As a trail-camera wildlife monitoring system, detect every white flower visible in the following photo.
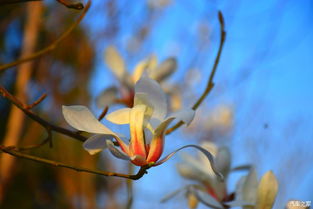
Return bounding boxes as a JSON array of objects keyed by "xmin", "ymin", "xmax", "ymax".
[
  {"xmin": 228, "ymin": 168, "xmax": 279, "ymax": 209},
  {"xmin": 97, "ymin": 46, "xmax": 178, "ymax": 108},
  {"xmin": 176, "ymin": 142, "xmax": 231, "ymax": 208},
  {"xmin": 63, "ymin": 75, "xmax": 212, "ymax": 168}
]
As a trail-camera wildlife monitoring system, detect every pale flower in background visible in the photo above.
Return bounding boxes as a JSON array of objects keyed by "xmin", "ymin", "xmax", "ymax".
[
  {"xmin": 187, "ymin": 105, "xmax": 233, "ymax": 140},
  {"xmin": 228, "ymin": 168, "xmax": 279, "ymax": 209},
  {"xmin": 97, "ymin": 45, "xmax": 180, "ymax": 108},
  {"xmin": 162, "ymin": 142, "xmax": 231, "ymax": 209}
]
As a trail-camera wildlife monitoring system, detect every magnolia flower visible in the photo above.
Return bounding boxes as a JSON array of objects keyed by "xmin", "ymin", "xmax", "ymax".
[
  {"xmin": 163, "ymin": 142, "xmax": 231, "ymax": 208},
  {"xmin": 97, "ymin": 45, "xmax": 178, "ymax": 108},
  {"xmin": 177, "ymin": 142, "xmax": 230, "ymax": 201},
  {"xmin": 63, "ymin": 75, "xmax": 222, "ymax": 173},
  {"xmin": 228, "ymin": 168, "xmax": 279, "ymax": 209}
]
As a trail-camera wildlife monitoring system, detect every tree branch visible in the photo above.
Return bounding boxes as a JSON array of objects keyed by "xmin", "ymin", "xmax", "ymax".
[
  {"xmin": 0, "ymin": 86, "xmax": 87, "ymax": 142},
  {"xmin": 0, "ymin": 0, "xmax": 84, "ymax": 10},
  {"xmin": 0, "ymin": 146, "xmax": 150, "ymax": 180},
  {"xmin": 0, "ymin": 0, "xmax": 91, "ymax": 72},
  {"xmin": 166, "ymin": 11, "xmax": 226, "ymax": 135}
]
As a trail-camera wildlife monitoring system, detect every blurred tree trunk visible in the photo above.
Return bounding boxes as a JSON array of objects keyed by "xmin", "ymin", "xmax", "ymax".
[{"xmin": 0, "ymin": 2, "xmax": 43, "ymax": 203}]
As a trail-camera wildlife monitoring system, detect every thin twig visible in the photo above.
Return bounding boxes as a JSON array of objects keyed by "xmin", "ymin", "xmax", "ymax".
[
  {"xmin": 56, "ymin": 0, "xmax": 84, "ymax": 10},
  {"xmin": 25, "ymin": 93, "xmax": 47, "ymax": 109},
  {"xmin": 166, "ymin": 11, "xmax": 226, "ymax": 135},
  {"xmin": 0, "ymin": 146, "xmax": 150, "ymax": 180},
  {"xmin": 0, "ymin": 0, "xmax": 91, "ymax": 72},
  {"xmin": 0, "ymin": 0, "xmax": 84, "ymax": 10},
  {"xmin": 0, "ymin": 86, "xmax": 87, "ymax": 142},
  {"xmin": 17, "ymin": 130, "xmax": 51, "ymax": 151},
  {"xmin": 98, "ymin": 106, "xmax": 109, "ymax": 121},
  {"xmin": 126, "ymin": 163, "xmax": 134, "ymax": 209}
]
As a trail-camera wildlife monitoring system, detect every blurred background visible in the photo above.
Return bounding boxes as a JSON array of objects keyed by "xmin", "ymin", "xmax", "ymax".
[{"xmin": 0, "ymin": 0, "xmax": 312, "ymax": 208}]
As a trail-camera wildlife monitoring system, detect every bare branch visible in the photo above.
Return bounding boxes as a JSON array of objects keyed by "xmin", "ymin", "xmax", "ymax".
[
  {"xmin": 0, "ymin": 86, "xmax": 87, "ymax": 142},
  {"xmin": 97, "ymin": 106, "xmax": 109, "ymax": 121},
  {"xmin": 25, "ymin": 93, "xmax": 47, "ymax": 109},
  {"xmin": 17, "ymin": 128, "xmax": 52, "ymax": 151},
  {"xmin": 166, "ymin": 11, "xmax": 226, "ymax": 135},
  {"xmin": 0, "ymin": 0, "xmax": 84, "ymax": 10},
  {"xmin": 0, "ymin": 146, "xmax": 150, "ymax": 180},
  {"xmin": 0, "ymin": 0, "xmax": 91, "ymax": 72}
]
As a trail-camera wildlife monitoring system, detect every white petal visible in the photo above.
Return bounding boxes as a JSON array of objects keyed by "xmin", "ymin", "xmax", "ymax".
[
  {"xmin": 106, "ymin": 108, "xmax": 131, "ymax": 124},
  {"xmin": 179, "ymin": 153, "xmax": 213, "ymax": 180},
  {"xmin": 96, "ymin": 86, "xmax": 118, "ymax": 107},
  {"xmin": 62, "ymin": 105, "xmax": 117, "ymax": 135},
  {"xmin": 155, "ymin": 144, "xmax": 224, "ymax": 181},
  {"xmin": 242, "ymin": 167, "xmax": 258, "ymax": 203},
  {"xmin": 83, "ymin": 134, "xmax": 109, "ymax": 155},
  {"xmin": 132, "ymin": 59, "xmax": 148, "ymax": 84},
  {"xmin": 193, "ymin": 189, "xmax": 224, "ymax": 209},
  {"xmin": 167, "ymin": 108, "xmax": 195, "ymax": 126},
  {"xmin": 255, "ymin": 171, "xmax": 278, "ymax": 209},
  {"xmin": 149, "ymin": 57, "xmax": 177, "ymax": 82},
  {"xmin": 154, "ymin": 117, "xmax": 175, "ymax": 136},
  {"xmin": 132, "ymin": 55, "xmax": 157, "ymax": 83},
  {"xmin": 154, "ymin": 109, "xmax": 195, "ymax": 136},
  {"xmin": 106, "ymin": 140, "xmax": 131, "ymax": 160},
  {"xmin": 134, "ymin": 74, "xmax": 167, "ymax": 126},
  {"xmin": 104, "ymin": 46, "xmax": 127, "ymax": 81},
  {"xmin": 161, "ymin": 186, "xmax": 186, "ymax": 203},
  {"xmin": 215, "ymin": 146, "xmax": 231, "ymax": 177},
  {"xmin": 176, "ymin": 163, "xmax": 210, "ymax": 182}
]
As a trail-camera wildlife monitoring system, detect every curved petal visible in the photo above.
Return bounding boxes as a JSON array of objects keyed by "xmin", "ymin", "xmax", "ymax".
[
  {"xmin": 154, "ymin": 144, "xmax": 224, "ymax": 181},
  {"xmin": 149, "ymin": 57, "xmax": 177, "ymax": 82},
  {"xmin": 176, "ymin": 163, "xmax": 210, "ymax": 182},
  {"xmin": 106, "ymin": 108, "xmax": 131, "ymax": 124},
  {"xmin": 132, "ymin": 55, "xmax": 157, "ymax": 83},
  {"xmin": 146, "ymin": 135, "xmax": 164, "ymax": 163},
  {"xmin": 104, "ymin": 46, "xmax": 127, "ymax": 81},
  {"xmin": 96, "ymin": 86, "xmax": 119, "ymax": 108},
  {"xmin": 62, "ymin": 105, "xmax": 116, "ymax": 135},
  {"xmin": 178, "ymin": 153, "xmax": 214, "ymax": 180},
  {"xmin": 193, "ymin": 189, "xmax": 224, "ymax": 209},
  {"xmin": 255, "ymin": 171, "xmax": 278, "ymax": 209},
  {"xmin": 129, "ymin": 105, "xmax": 147, "ymax": 159},
  {"xmin": 83, "ymin": 134, "xmax": 109, "ymax": 155},
  {"xmin": 215, "ymin": 146, "xmax": 231, "ymax": 177},
  {"xmin": 242, "ymin": 167, "xmax": 258, "ymax": 203},
  {"xmin": 167, "ymin": 108, "xmax": 195, "ymax": 126},
  {"xmin": 62, "ymin": 105, "xmax": 130, "ymax": 153},
  {"xmin": 106, "ymin": 140, "xmax": 131, "ymax": 160},
  {"xmin": 154, "ymin": 109, "xmax": 195, "ymax": 136},
  {"xmin": 161, "ymin": 186, "xmax": 187, "ymax": 203},
  {"xmin": 130, "ymin": 155, "xmax": 148, "ymax": 166},
  {"xmin": 134, "ymin": 74, "xmax": 167, "ymax": 127}
]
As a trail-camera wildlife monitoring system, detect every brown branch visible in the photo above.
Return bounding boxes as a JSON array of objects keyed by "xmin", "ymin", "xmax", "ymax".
[
  {"xmin": 166, "ymin": 11, "xmax": 226, "ymax": 135},
  {"xmin": 126, "ymin": 163, "xmax": 134, "ymax": 209},
  {"xmin": 56, "ymin": 0, "xmax": 84, "ymax": 10},
  {"xmin": 98, "ymin": 106, "xmax": 109, "ymax": 121},
  {"xmin": 0, "ymin": 0, "xmax": 84, "ymax": 10},
  {"xmin": 0, "ymin": 0, "xmax": 91, "ymax": 72},
  {"xmin": 17, "ymin": 128, "xmax": 52, "ymax": 151},
  {"xmin": 0, "ymin": 146, "xmax": 150, "ymax": 180},
  {"xmin": 0, "ymin": 86, "xmax": 87, "ymax": 142},
  {"xmin": 25, "ymin": 93, "xmax": 47, "ymax": 109}
]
